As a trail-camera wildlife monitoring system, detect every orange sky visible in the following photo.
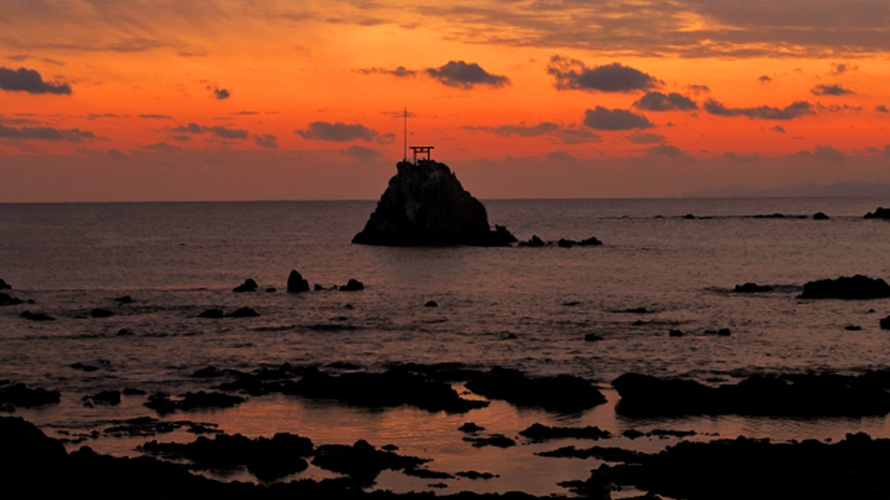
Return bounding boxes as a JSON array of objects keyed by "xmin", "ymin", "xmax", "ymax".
[{"xmin": 1, "ymin": 0, "xmax": 890, "ymax": 201}]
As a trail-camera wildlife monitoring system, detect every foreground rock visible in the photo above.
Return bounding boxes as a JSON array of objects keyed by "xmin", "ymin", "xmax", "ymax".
[
  {"xmin": 798, "ymin": 274, "xmax": 890, "ymax": 299},
  {"xmin": 141, "ymin": 432, "xmax": 313, "ymax": 482},
  {"xmin": 573, "ymin": 433, "xmax": 890, "ymax": 500},
  {"xmin": 612, "ymin": 372, "xmax": 890, "ymax": 416},
  {"xmin": 352, "ymin": 160, "xmax": 516, "ymax": 246},
  {"xmin": 312, "ymin": 439, "xmax": 428, "ymax": 485}
]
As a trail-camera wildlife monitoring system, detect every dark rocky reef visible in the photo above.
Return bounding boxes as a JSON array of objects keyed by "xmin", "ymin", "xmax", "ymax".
[
  {"xmin": 864, "ymin": 207, "xmax": 890, "ymax": 219},
  {"xmin": 612, "ymin": 372, "xmax": 890, "ymax": 417},
  {"xmin": 352, "ymin": 160, "xmax": 516, "ymax": 246},
  {"xmin": 465, "ymin": 367, "xmax": 606, "ymax": 413},
  {"xmin": 289, "ymin": 367, "xmax": 486, "ymax": 413},
  {"xmin": 573, "ymin": 433, "xmax": 890, "ymax": 500},
  {"xmin": 287, "ymin": 270, "xmax": 310, "ymax": 293},
  {"xmin": 141, "ymin": 432, "xmax": 313, "ymax": 482},
  {"xmin": 463, "ymin": 434, "xmax": 516, "ymax": 448},
  {"xmin": 144, "ymin": 391, "xmax": 246, "ymax": 415},
  {"xmin": 798, "ymin": 274, "xmax": 890, "ymax": 299},
  {"xmin": 0, "ymin": 381, "xmax": 60, "ymax": 409},
  {"xmin": 312, "ymin": 439, "xmax": 429, "ymax": 485}
]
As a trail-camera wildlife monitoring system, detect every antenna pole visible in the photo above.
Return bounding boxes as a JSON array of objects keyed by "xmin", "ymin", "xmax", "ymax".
[{"xmin": 403, "ymin": 106, "xmax": 407, "ymax": 162}]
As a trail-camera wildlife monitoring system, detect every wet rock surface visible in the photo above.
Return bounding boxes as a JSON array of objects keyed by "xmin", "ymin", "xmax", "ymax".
[
  {"xmin": 465, "ymin": 367, "xmax": 606, "ymax": 413},
  {"xmin": 312, "ymin": 439, "xmax": 428, "ymax": 484},
  {"xmin": 798, "ymin": 274, "xmax": 890, "ymax": 299},
  {"xmin": 519, "ymin": 423, "xmax": 611, "ymax": 441},
  {"xmin": 103, "ymin": 416, "xmax": 220, "ymax": 438},
  {"xmin": 141, "ymin": 432, "xmax": 313, "ymax": 482},
  {"xmin": 353, "ymin": 160, "xmax": 516, "ymax": 246},
  {"xmin": 612, "ymin": 372, "xmax": 890, "ymax": 416},
  {"xmin": 144, "ymin": 391, "xmax": 246, "ymax": 415}
]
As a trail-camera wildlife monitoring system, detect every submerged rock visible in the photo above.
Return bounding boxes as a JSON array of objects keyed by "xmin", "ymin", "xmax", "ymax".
[
  {"xmin": 20, "ymin": 310, "xmax": 54, "ymax": 321},
  {"xmin": 144, "ymin": 391, "xmax": 246, "ymax": 415},
  {"xmin": 113, "ymin": 295, "xmax": 133, "ymax": 303},
  {"xmin": 463, "ymin": 434, "xmax": 516, "ymax": 448},
  {"xmin": 352, "ymin": 160, "xmax": 516, "ymax": 246},
  {"xmin": 287, "ymin": 270, "xmax": 310, "ymax": 293},
  {"xmin": 733, "ymin": 283, "xmax": 773, "ymax": 293},
  {"xmin": 798, "ymin": 275, "xmax": 890, "ymax": 299},
  {"xmin": 226, "ymin": 307, "xmax": 259, "ymax": 318},
  {"xmin": 518, "ymin": 235, "xmax": 546, "ymax": 247},
  {"xmin": 519, "ymin": 423, "xmax": 611, "ymax": 441}
]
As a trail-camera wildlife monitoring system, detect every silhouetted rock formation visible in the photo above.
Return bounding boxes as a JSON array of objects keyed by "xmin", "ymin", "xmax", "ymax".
[
  {"xmin": 339, "ymin": 279, "xmax": 364, "ymax": 291},
  {"xmin": 0, "ymin": 381, "xmax": 60, "ymax": 408},
  {"xmin": 353, "ymin": 160, "xmax": 516, "ymax": 246},
  {"xmin": 813, "ymin": 212, "xmax": 830, "ymax": 220},
  {"xmin": 612, "ymin": 372, "xmax": 890, "ymax": 417},
  {"xmin": 519, "ymin": 423, "xmax": 611, "ymax": 441},
  {"xmin": 0, "ymin": 292, "xmax": 23, "ymax": 306},
  {"xmin": 518, "ymin": 235, "xmax": 546, "ymax": 247},
  {"xmin": 465, "ymin": 367, "xmax": 606, "ymax": 413},
  {"xmin": 575, "ymin": 433, "xmax": 890, "ymax": 500},
  {"xmin": 91, "ymin": 308, "xmax": 113, "ymax": 318},
  {"xmin": 881, "ymin": 316, "xmax": 890, "ymax": 329},
  {"xmin": 865, "ymin": 207, "xmax": 890, "ymax": 219},
  {"xmin": 287, "ymin": 270, "xmax": 310, "ymax": 293},
  {"xmin": 463, "ymin": 434, "xmax": 516, "ymax": 448},
  {"xmin": 233, "ymin": 278, "xmax": 258, "ymax": 293},
  {"xmin": 0, "ymin": 278, "xmax": 10, "ymax": 289},
  {"xmin": 145, "ymin": 391, "xmax": 246, "ymax": 415},
  {"xmin": 798, "ymin": 275, "xmax": 890, "ymax": 299},
  {"xmin": 733, "ymin": 283, "xmax": 773, "ymax": 293}
]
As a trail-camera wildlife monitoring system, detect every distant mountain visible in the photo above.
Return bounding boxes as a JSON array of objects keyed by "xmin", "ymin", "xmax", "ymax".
[{"xmin": 683, "ymin": 182, "xmax": 890, "ymax": 198}]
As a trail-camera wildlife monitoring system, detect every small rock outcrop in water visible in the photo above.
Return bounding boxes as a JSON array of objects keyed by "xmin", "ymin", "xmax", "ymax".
[
  {"xmin": 864, "ymin": 207, "xmax": 890, "ymax": 219},
  {"xmin": 798, "ymin": 275, "xmax": 890, "ymax": 299},
  {"xmin": 733, "ymin": 283, "xmax": 773, "ymax": 293},
  {"xmin": 287, "ymin": 270, "xmax": 310, "ymax": 293},
  {"xmin": 0, "ymin": 293, "xmax": 23, "ymax": 306},
  {"xmin": 813, "ymin": 212, "xmax": 830, "ymax": 220},
  {"xmin": 352, "ymin": 160, "xmax": 516, "ymax": 246},
  {"xmin": 0, "ymin": 278, "xmax": 10, "ymax": 289},
  {"xmin": 339, "ymin": 279, "xmax": 364, "ymax": 291},
  {"xmin": 233, "ymin": 279, "xmax": 258, "ymax": 293}
]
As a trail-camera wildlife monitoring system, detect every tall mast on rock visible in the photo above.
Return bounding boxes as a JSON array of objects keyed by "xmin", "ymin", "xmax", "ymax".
[{"xmin": 403, "ymin": 106, "xmax": 407, "ymax": 162}]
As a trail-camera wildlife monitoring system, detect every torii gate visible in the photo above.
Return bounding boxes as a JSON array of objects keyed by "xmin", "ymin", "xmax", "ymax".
[{"xmin": 410, "ymin": 146, "xmax": 434, "ymax": 164}]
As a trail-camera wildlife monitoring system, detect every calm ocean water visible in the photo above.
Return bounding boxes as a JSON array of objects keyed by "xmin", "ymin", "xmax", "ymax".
[{"xmin": 3, "ymin": 197, "xmax": 890, "ymax": 494}]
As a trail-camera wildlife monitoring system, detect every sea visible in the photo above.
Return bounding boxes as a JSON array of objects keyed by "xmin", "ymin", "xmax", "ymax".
[{"xmin": 3, "ymin": 197, "xmax": 890, "ymax": 495}]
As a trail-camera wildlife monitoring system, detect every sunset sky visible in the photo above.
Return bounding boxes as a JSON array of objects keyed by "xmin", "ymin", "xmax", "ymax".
[{"xmin": 2, "ymin": 0, "xmax": 889, "ymax": 201}]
